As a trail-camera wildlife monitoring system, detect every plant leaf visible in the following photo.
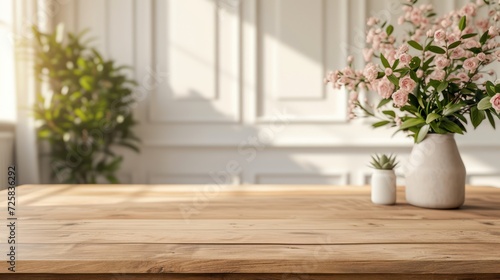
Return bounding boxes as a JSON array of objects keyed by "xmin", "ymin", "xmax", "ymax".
[
  {"xmin": 372, "ymin": 120, "xmax": 391, "ymax": 128},
  {"xmin": 459, "ymin": 16, "xmax": 466, "ymax": 31},
  {"xmin": 426, "ymin": 113, "xmax": 441, "ymax": 124},
  {"xmin": 377, "ymin": 98, "xmax": 391, "ymax": 108},
  {"xmin": 441, "ymin": 119, "xmax": 464, "ymax": 134},
  {"xmin": 400, "ymin": 118, "xmax": 425, "ymax": 130},
  {"xmin": 382, "ymin": 110, "xmax": 396, "ymax": 118},
  {"xmin": 448, "ymin": 41, "xmax": 462, "ymax": 49},
  {"xmin": 380, "ymin": 53, "xmax": 390, "ymax": 68},
  {"xmin": 443, "ymin": 103, "xmax": 464, "ymax": 116},
  {"xmin": 470, "ymin": 107, "xmax": 486, "ymax": 129},
  {"xmin": 409, "ymin": 57, "xmax": 421, "ymax": 70},
  {"xmin": 386, "ymin": 25, "xmax": 394, "ymax": 36},
  {"xmin": 387, "ymin": 75, "xmax": 399, "ymax": 87},
  {"xmin": 478, "ymin": 97, "xmax": 492, "ymax": 110},
  {"xmin": 480, "ymin": 31, "xmax": 489, "ymax": 45},
  {"xmin": 461, "ymin": 33, "xmax": 477, "ymax": 39},
  {"xmin": 416, "ymin": 124, "xmax": 430, "ymax": 143},
  {"xmin": 486, "ymin": 81, "xmax": 496, "ymax": 96},
  {"xmin": 428, "ymin": 46, "xmax": 446, "ymax": 54},
  {"xmin": 407, "ymin": 40, "xmax": 423, "ymax": 51},
  {"xmin": 486, "ymin": 110, "xmax": 496, "ymax": 129},
  {"xmin": 436, "ymin": 81, "xmax": 448, "ymax": 93}
]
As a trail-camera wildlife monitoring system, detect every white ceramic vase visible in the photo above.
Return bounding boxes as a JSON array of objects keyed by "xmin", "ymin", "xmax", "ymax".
[
  {"xmin": 405, "ymin": 133, "xmax": 466, "ymax": 209},
  {"xmin": 371, "ymin": 169, "xmax": 397, "ymax": 205}
]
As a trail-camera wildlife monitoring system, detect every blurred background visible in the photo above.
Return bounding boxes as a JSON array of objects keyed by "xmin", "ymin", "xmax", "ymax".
[{"xmin": 0, "ymin": 0, "xmax": 499, "ymax": 187}]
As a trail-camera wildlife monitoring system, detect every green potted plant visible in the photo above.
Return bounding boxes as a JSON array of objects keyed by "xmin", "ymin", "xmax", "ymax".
[
  {"xmin": 369, "ymin": 154, "xmax": 398, "ymax": 205},
  {"xmin": 32, "ymin": 25, "xmax": 140, "ymax": 184},
  {"xmin": 326, "ymin": 0, "xmax": 500, "ymax": 208}
]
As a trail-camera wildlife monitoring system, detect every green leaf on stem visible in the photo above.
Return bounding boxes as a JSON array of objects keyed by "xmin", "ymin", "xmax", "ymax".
[
  {"xmin": 429, "ymin": 122, "xmax": 445, "ymax": 134},
  {"xmin": 372, "ymin": 120, "xmax": 391, "ymax": 128},
  {"xmin": 441, "ymin": 119, "xmax": 464, "ymax": 134},
  {"xmin": 387, "ymin": 75, "xmax": 399, "ymax": 87},
  {"xmin": 422, "ymin": 55, "xmax": 435, "ymax": 70},
  {"xmin": 409, "ymin": 70, "xmax": 418, "ymax": 82},
  {"xmin": 392, "ymin": 59, "xmax": 400, "ymax": 70},
  {"xmin": 416, "ymin": 124, "xmax": 430, "ymax": 143},
  {"xmin": 386, "ymin": 25, "xmax": 394, "ymax": 36},
  {"xmin": 461, "ymin": 33, "xmax": 477, "ymax": 39},
  {"xmin": 436, "ymin": 81, "xmax": 448, "ymax": 93},
  {"xmin": 478, "ymin": 97, "xmax": 492, "ymax": 110},
  {"xmin": 480, "ymin": 31, "xmax": 489, "ymax": 45},
  {"xmin": 426, "ymin": 113, "xmax": 441, "ymax": 124},
  {"xmin": 448, "ymin": 41, "xmax": 462, "ymax": 49},
  {"xmin": 443, "ymin": 103, "xmax": 464, "ymax": 116},
  {"xmin": 486, "ymin": 110, "xmax": 496, "ymax": 129},
  {"xmin": 377, "ymin": 98, "xmax": 391, "ymax": 108},
  {"xmin": 428, "ymin": 46, "xmax": 446, "ymax": 54},
  {"xmin": 407, "ymin": 40, "xmax": 423, "ymax": 51},
  {"xmin": 400, "ymin": 118, "xmax": 425, "ymax": 130},
  {"xmin": 409, "ymin": 57, "xmax": 421, "ymax": 70},
  {"xmin": 380, "ymin": 53, "xmax": 391, "ymax": 68},
  {"xmin": 382, "ymin": 110, "xmax": 396, "ymax": 118},
  {"xmin": 471, "ymin": 106, "xmax": 486, "ymax": 129},
  {"xmin": 459, "ymin": 16, "xmax": 466, "ymax": 31},
  {"xmin": 486, "ymin": 81, "xmax": 496, "ymax": 96}
]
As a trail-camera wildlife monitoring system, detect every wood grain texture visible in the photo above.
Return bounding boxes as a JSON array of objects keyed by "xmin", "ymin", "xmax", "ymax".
[{"xmin": 1, "ymin": 184, "xmax": 500, "ymax": 279}]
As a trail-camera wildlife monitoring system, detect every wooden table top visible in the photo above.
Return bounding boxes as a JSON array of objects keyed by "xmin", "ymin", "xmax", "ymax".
[{"xmin": 1, "ymin": 184, "xmax": 500, "ymax": 279}]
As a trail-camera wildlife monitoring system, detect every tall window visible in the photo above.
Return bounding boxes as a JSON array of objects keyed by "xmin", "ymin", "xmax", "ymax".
[{"xmin": 0, "ymin": 0, "xmax": 16, "ymax": 123}]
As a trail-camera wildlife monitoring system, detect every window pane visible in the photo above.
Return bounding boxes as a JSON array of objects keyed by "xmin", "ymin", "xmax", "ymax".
[{"xmin": 0, "ymin": 0, "xmax": 16, "ymax": 122}]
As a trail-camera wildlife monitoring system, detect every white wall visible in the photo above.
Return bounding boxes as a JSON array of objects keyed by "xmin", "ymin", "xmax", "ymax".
[{"xmin": 52, "ymin": 0, "xmax": 500, "ymax": 186}]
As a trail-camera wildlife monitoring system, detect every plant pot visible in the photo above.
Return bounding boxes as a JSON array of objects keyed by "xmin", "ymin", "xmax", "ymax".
[
  {"xmin": 371, "ymin": 169, "xmax": 397, "ymax": 205},
  {"xmin": 405, "ymin": 133, "xmax": 466, "ymax": 209}
]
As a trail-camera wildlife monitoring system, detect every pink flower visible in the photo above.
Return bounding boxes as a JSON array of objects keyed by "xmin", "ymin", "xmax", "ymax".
[
  {"xmin": 441, "ymin": 19, "xmax": 452, "ymax": 28},
  {"xmin": 432, "ymin": 69, "xmax": 446, "ymax": 80},
  {"xmin": 399, "ymin": 53, "xmax": 412, "ymax": 66},
  {"xmin": 377, "ymin": 77, "xmax": 395, "ymax": 99},
  {"xmin": 385, "ymin": 68, "xmax": 393, "ymax": 76},
  {"xmin": 435, "ymin": 55, "xmax": 450, "ymax": 69},
  {"xmin": 350, "ymin": 91, "xmax": 359, "ymax": 101},
  {"xmin": 395, "ymin": 116, "xmax": 402, "ymax": 126},
  {"xmin": 476, "ymin": 19, "xmax": 489, "ymax": 31},
  {"xmin": 410, "ymin": 9, "xmax": 422, "ymax": 24},
  {"xmin": 477, "ymin": 53, "xmax": 487, "ymax": 62},
  {"xmin": 416, "ymin": 69, "xmax": 423, "ymax": 78},
  {"xmin": 461, "ymin": 3, "xmax": 477, "ymax": 16},
  {"xmin": 398, "ymin": 44, "xmax": 409, "ymax": 54},
  {"xmin": 464, "ymin": 40, "xmax": 480, "ymax": 49},
  {"xmin": 399, "ymin": 76, "xmax": 417, "ymax": 92},
  {"xmin": 463, "ymin": 57, "xmax": 479, "ymax": 72},
  {"xmin": 392, "ymin": 89, "xmax": 409, "ymax": 107},
  {"xmin": 398, "ymin": 16, "xmax": 405, "ymax": 25},
  {"xmin": 489, "ymin": 26, "xmax": 498, "ymax": 37},
  {"xmin": 491, "ymin": 93, "xmax": 500, "ymax": 112},
  {"xmin": 494, "ymin": 50, "xmax": 500, "ymax": 61},
  {"xmin": 447, "ymin": 33, "xmax": 459, "ymax": 43},
  {"xmin": 434, "ymin": 29, "xmax": 446, "ymax": 42},
  {"xmin": 363, "ymin": 63, "xmax": 378, "ymax": 81},
  {"xmin": 450, "ymin": 47, "xmax": 465, "ymax": 59},
  {"xmin": 367, "ymin": 17, "xmax": 378, "ymax": 26},
  {"xmin": 363, "ymin": 48, "xmax": 374, "ymax": 62},
  {"xmin": 457, "ymin": 72, "xmax": 469, "ymax": 82}
]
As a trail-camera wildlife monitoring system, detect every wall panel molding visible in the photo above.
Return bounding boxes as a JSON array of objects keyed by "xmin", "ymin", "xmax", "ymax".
[{"xmin": 148, "ymin": 0, "xmax": 242, "ymax": 124}]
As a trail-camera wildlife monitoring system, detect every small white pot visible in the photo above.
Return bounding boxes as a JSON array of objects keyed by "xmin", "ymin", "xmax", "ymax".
[{"xmin": 371, "ymin": 169, "xmax": 397, "ymax": 205}]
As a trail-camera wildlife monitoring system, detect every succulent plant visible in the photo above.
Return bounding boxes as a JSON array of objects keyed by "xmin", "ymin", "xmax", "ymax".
[{"xmin": 369, "ymin": 154, "xmax": 398, "ymax": 170}]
